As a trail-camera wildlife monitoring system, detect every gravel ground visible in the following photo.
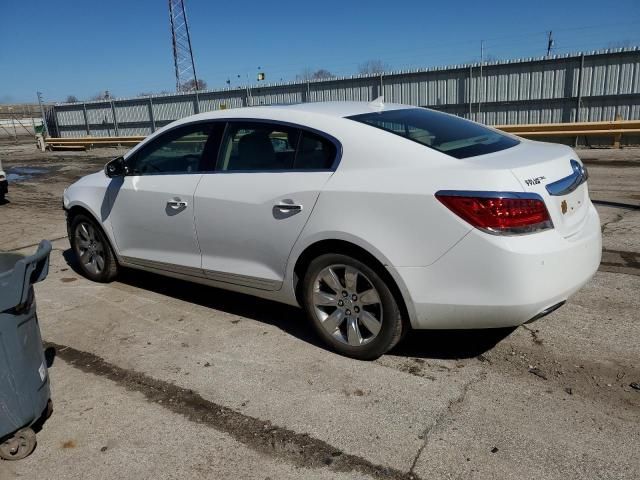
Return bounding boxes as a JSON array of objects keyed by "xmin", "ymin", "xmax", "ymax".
[{"xmin": 0, "ymin": 141, "xmax": 638, "ymax": 479}]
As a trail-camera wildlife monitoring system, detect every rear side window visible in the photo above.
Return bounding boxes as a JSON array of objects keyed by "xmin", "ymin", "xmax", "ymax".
[
  {"xmin": 218, "ymin": 122, "xmax": 299, "ymax": 171},
  {"xmin": 217, "ymin": 121, "xmax": 337, "ymax": 171},
  {"xmin": 347, "ymin": 108, "xmax": 519, "ymax": 159},
  {"xmin": 294, "ymin": 131, "xmax": 337, "ymax": 170}
]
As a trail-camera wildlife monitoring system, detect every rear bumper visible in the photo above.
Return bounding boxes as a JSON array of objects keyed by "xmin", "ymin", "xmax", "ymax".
[{"xmin": 394, "ymin": 203, "xmax": 602, "ymax": 329}]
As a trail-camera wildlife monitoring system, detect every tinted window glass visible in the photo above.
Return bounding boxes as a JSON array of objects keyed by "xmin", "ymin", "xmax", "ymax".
[
  {"xmin": 347, "ymin": 108, "xmax": 519, "ymax": 159},
  {"xmin": 128, "ymin": 123, "xmax": 216, "ymax": 175},
  {"xmin": 219, "ymin": 122, "xmax": 299, "ymax": 171},
  {"xmin": 294, "ymin": 131, "xmax": 337, "ymax": 170}
]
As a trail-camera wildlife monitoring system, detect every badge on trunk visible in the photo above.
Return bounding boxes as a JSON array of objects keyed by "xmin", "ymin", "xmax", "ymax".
[{"xmin": 561, "ymin": 200, "xmax": 568, "ymax": 214}]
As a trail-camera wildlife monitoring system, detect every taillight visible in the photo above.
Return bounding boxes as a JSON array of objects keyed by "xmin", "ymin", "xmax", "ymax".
[{"xmin": 435, "ymin": 191, "xmax": 553, "ymax": 235}]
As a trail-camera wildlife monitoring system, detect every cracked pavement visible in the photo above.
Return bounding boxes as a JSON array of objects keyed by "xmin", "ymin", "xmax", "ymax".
[{"xmin": 0, "ymin": 141, "xmax": 638, "ymax": 479}]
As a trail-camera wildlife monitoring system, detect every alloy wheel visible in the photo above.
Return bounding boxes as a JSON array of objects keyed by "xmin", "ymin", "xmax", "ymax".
[
  {"xmin": 312, "ymin": 264, "xmax": 383, "ymax": 346},
  {"xmin": 75, "ymin": 221, "xmax": 106, "ymax": 275}
]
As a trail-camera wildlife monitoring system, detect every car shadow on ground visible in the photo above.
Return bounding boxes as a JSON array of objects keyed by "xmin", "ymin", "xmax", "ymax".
[
  {"xmin": 389, "ymin": 328, "xmax": 515, "ymax": 359},
  {"xmin": 62, "ymin": 249, "xmax": 515, "ymax": 360}
]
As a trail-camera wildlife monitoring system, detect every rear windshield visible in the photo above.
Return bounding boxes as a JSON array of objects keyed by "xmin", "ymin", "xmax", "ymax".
[{"xmin": 347, "ymin": 108, "xmax": 519, "ymax": 159}]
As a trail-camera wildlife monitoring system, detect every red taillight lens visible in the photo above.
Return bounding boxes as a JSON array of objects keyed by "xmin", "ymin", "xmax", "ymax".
[{"xmin": 436, "ymin": 192, "xmax": 553, "ymax": 235}]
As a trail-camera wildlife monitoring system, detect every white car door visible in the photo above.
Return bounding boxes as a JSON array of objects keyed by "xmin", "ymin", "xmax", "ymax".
[
  {"xmin": 194, "ymin": 121, "xmax": 338, "ymax": 290},
  {"xmin": 108, "ymin": 122, "xmax": 221, "ymax": 271}
]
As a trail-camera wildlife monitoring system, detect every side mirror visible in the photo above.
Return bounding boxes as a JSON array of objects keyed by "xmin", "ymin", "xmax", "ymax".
[{"xmin": 105, "ymin": 157, "xmax": 126, "ymax": 178}]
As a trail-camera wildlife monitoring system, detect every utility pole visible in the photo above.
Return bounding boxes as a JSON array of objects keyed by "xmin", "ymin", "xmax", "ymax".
[
  {"xmin": 546, "ymin": 31, "xmax": 554, "ymax": 56},
  {"xmin": 36, "ymin": 91, "xmax": 50, "ymax": 137}
]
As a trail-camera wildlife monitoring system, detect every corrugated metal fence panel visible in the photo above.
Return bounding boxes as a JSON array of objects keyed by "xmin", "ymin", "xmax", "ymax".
[
  {"xmin": 252, "ymin": 88, "xmax": 303, "ymax": 106},
  {"xmin": 51, "ymin": 48, "xmax": 640, "ymax": 136},
  {"xmin": 198, "ymin": 91, "xmax": 245, "ymax": 111},
  {"xmin": 115, "ymin": 101, "xmax": 150, "ymax": 123},
  {"xmin": 309, "ymin": 78, "xmax": 377, "ymax": 102},
  {"xmin": 153, "ymin": 97, "xmax": 196, "ymax": 122},
  {"xmin": 85, "ymin": 105, "xmax": 113, "ymax": 125},
  {"xmin": 55, "ymin": 108, "xmax": 85, "ymax": 127},
  {"xmin": 119, "ymin": 126, "xmax": 153, "ymax": 136}
]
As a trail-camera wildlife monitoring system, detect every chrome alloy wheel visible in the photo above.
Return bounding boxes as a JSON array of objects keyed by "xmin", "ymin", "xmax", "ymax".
[
  {"xmin": 75, "ymin": 221, "xmax": 106, "ymax": 275},
  {"xmin": 312, "ymin": 265, "xmax": 383, "ymax": 346}
]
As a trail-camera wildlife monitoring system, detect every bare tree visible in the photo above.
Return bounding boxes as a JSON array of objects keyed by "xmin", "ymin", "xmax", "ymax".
[
  {"xmin": 179, "ymin": 79, "xmax": 207, "ymax": 91},
  {"xmin": 358, "ymin": 59, "xmax": 390, "ymax": 75},
  {"xmin": 296, "ymin": 68, "xmax": 334, "ymax": 81},
  {"xmin": 65, "ymin": 95, "xmax": 79, "ymax": 103}
]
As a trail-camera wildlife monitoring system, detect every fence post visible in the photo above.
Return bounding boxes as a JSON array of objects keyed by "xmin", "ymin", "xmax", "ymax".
[
  {"xmin": 613, "ymin": 114, "xmax": 623, "ymax": 148},
  {"xmin": 148, "ymin": 97, "xmax": 156, "ymax": 133},
  {"xmin": 11, "ymin": 116, "xmax": 18, "ymax": 142},
  {"xmin": 469, "ymin": 64, "xmax": 473, "ymax": 119},
  {"xmin": 574, "ymin": 54, "xmax": 585, "ymax": 147},
  {"xmin": 82, "ymin": 103, "xmax": 90, "ymax": 136},
  {"xmin": 52, "ymin": 108, "xmax": 60, "ymax": 138},
  {"xmin": 193, "ymin": 92, "xmax": 200, "ymax": 114},
  {"xmin": 110, "ymin": 100, "xmax": 119, "ymax": 137},
  {"xmin": 36, "ymin": 91, "xmax": 50, "ymax": 137}
]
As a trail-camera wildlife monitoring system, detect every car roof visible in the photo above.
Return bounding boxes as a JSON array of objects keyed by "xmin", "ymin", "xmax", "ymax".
[
  {"xmin": 180, "ymin": 101, "xmax": 411, "ymax": 124},
  {"xmin": 267, "ymin": 101, "xmax": 410, "ymax": 118}
]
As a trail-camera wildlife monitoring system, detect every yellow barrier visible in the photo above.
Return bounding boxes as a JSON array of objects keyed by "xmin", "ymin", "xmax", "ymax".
[{"xmin": 496, "ymin": 120, "xmax": 640, "ymax": 134}]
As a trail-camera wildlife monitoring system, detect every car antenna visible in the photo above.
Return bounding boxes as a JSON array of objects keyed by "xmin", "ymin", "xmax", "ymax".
[{"xmin": 369, "ymin": 96, "xmax": 384, "ymax": 108}]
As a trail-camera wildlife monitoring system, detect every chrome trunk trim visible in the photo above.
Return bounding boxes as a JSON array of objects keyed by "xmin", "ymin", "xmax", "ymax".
[{"xmin": 545, "ymin": 160, "xmax": 588, "ymax": 196}]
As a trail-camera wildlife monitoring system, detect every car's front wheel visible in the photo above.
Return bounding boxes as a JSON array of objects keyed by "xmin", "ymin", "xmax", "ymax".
[
  {"xmin": 69, "ymin": 213, "xmax": 118, "ymax": 282},
  {"xmin": 302, "ymin": 253, "xmax": 404, "ymax": 360}
]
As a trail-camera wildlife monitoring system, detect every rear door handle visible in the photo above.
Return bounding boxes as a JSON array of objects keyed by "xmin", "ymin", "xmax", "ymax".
[
  {"xmin": 275, "ymin": 203, "xmax": 302, "ymax": 212},
  {"xmin": 167, "ymin": 199, "xmax": 188, "ymax": 209}
]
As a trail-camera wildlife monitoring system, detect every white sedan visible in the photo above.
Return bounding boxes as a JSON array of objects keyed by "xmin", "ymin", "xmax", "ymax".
[{"xmin": 63, "ymin": 101, "xmax": 601, "ymax": 359}]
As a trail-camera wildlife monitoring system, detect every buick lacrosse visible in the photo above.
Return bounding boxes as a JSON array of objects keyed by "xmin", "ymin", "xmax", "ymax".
[{"xmin": 63, "ymin": 101, "xmax": 601, "ymax": 359}]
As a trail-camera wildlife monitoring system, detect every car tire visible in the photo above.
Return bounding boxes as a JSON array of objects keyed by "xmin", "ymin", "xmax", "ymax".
[
  {"xmin": 69, "ymin": 213, "xmax": 118, "ymax": 282},
  {"xmin": 302, "ymin": 253, "xmax": 404, "ymax": 360}
]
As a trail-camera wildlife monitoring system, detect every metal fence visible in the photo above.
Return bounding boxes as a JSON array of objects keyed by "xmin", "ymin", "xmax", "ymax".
[
  {"xmin": 0, "ymin": 105, "xmax": 45, "ymax": 139},
  {"xmin": 49, "ymin": 48, "xmax": 640, "ymax": 138}
]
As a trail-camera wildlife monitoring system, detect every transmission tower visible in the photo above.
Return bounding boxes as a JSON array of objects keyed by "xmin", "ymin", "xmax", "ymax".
[{"xmin": 168, "ymin": 0, "xmax": 199, "ymax": 92}]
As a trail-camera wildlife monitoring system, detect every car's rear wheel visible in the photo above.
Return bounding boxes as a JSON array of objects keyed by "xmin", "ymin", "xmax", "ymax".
[
  {"xmin": 69, "ymin": 213, "xmax": 118, "ymax": 282},
  {"xmin": 302, "ymin": 253, "xmax": 404, "ymax": 360}
]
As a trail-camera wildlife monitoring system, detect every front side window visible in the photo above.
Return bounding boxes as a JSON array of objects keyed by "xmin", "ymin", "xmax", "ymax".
[
  {"xmin": 347, "ymin": 108, "xmax": 519, "ymax": 159},
  {"xmin": 127, "ymin": 123, "xmax": 219, "ymax": 175}
]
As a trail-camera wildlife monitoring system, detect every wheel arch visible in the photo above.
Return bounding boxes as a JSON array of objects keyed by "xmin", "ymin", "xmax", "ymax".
[
  {"xmin": 291, "ymin": 238, "xmax": 415, "ymax": 329},
  {"xmin": 66, "ymin": 204, "xmax": 120, "ymax": 260}
]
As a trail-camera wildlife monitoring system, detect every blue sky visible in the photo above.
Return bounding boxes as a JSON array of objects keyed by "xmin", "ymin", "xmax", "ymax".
[{"xmin": 1, "ymin": 0, "xmax": 639, "ymax": 103}]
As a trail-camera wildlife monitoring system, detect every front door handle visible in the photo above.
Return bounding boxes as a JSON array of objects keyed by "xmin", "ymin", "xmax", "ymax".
[{"xmin": 167, "ymin": 199, "xmax": 188, "ymax": 209}]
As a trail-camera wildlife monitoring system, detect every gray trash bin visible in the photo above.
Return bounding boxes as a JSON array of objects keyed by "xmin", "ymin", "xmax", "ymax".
[{"xmin": 0, "ymin": 240, "xmax": 52, "ymax": 460}]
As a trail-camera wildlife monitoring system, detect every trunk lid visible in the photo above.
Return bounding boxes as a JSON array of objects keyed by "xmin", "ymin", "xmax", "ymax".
[{"xmin": 465, "ymin": 139, "xmax": 591, "ymax": 238}]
